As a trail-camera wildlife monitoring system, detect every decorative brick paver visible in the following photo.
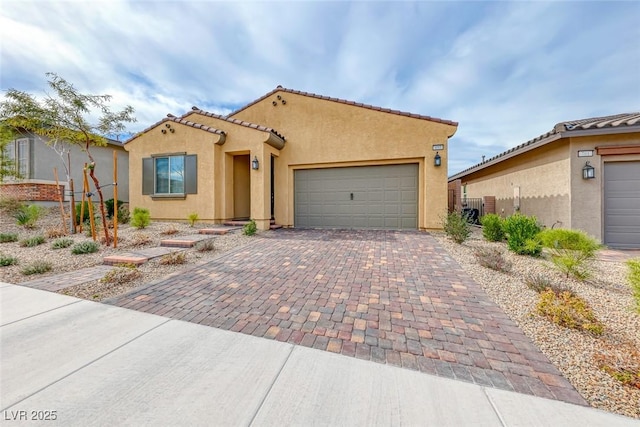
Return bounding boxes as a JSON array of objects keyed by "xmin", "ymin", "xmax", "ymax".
[
  {"xmin": 106, "ymin": 229, "xmax": 587, "ymax": 406},
  {"xmin": 20, "ymin": 265, "xmax": 114, "ymax": 292}
]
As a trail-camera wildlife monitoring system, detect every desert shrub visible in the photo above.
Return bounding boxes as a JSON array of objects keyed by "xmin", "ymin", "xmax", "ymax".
[
  {"xmin": 474, "ymin": 247, "xmax": 512, "ymax": 272},
  {"xmin": 75, "ymin": 201, "xmax": 92, "ymax": 224},
  {"xmin": 196, "ymin": 240, "xmax": 215, "ymax": 252},
  {"xmin": 104, "ymin": 199, "xmax": 124, "ymax": 218},
  {"xmin": 15, "ymin": 204, "xmax": 44, "ymax": 228},
  {"xmin": 161, "ymin": 225, "xmax": 179, "ymax": 235},
  {"xmin": 128, "ymin": 232, "xmax": 151, "ymax": 247},
  {"xmin": 20, "ymin": 235, "xmax": 45, "ymax": 247},
  {"xmin": 51, "ymin": 238, "xmax": 73, "ymax": 249},
  {"xmin": 117, "ymin": 205, "xmax": 130, "ymax": 224},
  {"xmin": 627, "ymin": 259, "xmax": 640, "ymax": 314},
  {"xmin": 71, "ymin": 241, "xmax": 100, "ymax": 254},
  {"xmin": 0, "ymin": 196, "xmax": 25, "ymax": 215},
  {"xmin": 0, "ymin": 254, "xmax": 18, "ymax": 266},
  {"xmin": 442, "ymin": 211, "xmax": 471, "ymax": 244},
  {"xmin": 0, "ymin": 233, "xmax": 18, "ymax": 243},
  {"xmin": 243, "ymin": 219, "xmax": 258, "ymax": 236},
  {"xmin": 131, "ymin": 207, "xmax": 151, "ymax": 229},
  {"xmin": 536, "ymin": 289, "xmax": 603, "ymax": 335},
  {"xmin": 594, "ymin": 342, "xmax": 640, "ymax": 389},
  {"xmin": 188, "ymin": 212, "xmax": 199, "ymax": 227},
  {"xmin": 22, "ymin": 260, "xmax": 52, "ymax": 275},
  {"xmin": 480, "ymin": 214, "xmax": 505, "ymax": 242},
  {"xmin": 537, "ymin": 229, "xmax": 600, "ymax": 280},
  {"xmin": 502, "ymin": 213, "xmax": 542, "ymax": 256},
  {"xmin": 101, "ymin": 265, "xmax": 142, "ymax": 284},
  {"xmin": 159, "ymin": 251, "xmax": 187, "ymax": 265},
  {"xmin": 524, "ymin": 273, "xmax": 570, "ymax": 294},
  {"xmin": 45, "ymin": 227, "xmax": 66, "ymax": 239}
]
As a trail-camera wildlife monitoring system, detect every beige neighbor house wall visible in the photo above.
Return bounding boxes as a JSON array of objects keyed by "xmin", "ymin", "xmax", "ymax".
[
  {"xmin": 226, "ymin": 90, "xmax": 457, "ymax": 230},
  {"xmin": 458, "ymin": 142, "xmax": 571, "ymax": 229}
]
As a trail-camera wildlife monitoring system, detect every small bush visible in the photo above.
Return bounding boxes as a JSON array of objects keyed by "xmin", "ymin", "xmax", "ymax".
[
  {"xmin": 45, "ymin": 227, "xmax": 66, "ymax": 239},
  {"xmin": 442, "ymin": 211, "xmax": 471, "ymax": 244},
  {"xmin": 0, "ymin": 254, "xmax": 18, "ymax": 266},
  {"xmin": 104, "ymin": 199, "xmax": 124, "ymax": 218},
  {"xmin": 131, "ymin": 207, "xmax": 151, "ymax": 229},
  {"xmin": 536, "ymin": 289, "xmax": 604, "ymax": 335},
  {"xmin": 159, "ymin": 251, "xmax": 187, "ymax": 265},
  {"xmin": 0, "ymin": 233, "xmax": 18, "ymax": 243},
  {"xmin": 128, "ymin": 232, "xmax": 151, "ymax": 247},
  {"xmin": 524, "ymin": 274, "xmax": 569, "ymax": 294},
  {"xmin": 71, "ymin": 241, "xmax": 100, "ymax": 254},
  {"xmin": 117, "ymin": 205, "xmax": 130, "ymax": 224},
  {"xmin": 627, "ymin": 259, "xmax": 640, "ymax": 314},
  {"xmin": 502, "ymin": 213, "xmax": 542, "ymax": 256},
  {"xmin": 101, "ymin": 265, "xmax": 142, "ymax": 285},
  {"xmin": 188, "ymin": 212, "xmax": 199, "ymax": 227},
  {"xmin": 20, "ymin": 235, "xmax": 45, "ymax": 247},
  {"xmin": 22, "ymin": 260, "xmax": 52, "ymax": 275},
  {"xmin": 537, "ymin": 229, "xmax": 600, "ymax": 280},
  {"xmin": 480, "ymin": 214, "xmax": 505, "ymax": 242},
  {"xmin": 594, "ymin": 342, "xmax": 640, "ymax": 389},
  {"xmin": 196, "ymin": 240, "xmax": 215, "ymax": 252},
  {"xmin": 474, "ymin": 247, "xmax": 512, "ymax": 272},
  {"xmin": 51, "ymin": 238, "xmax": 74, "ymax": 249},
  {"xmin": 75, "ymin": 201, "xmax": 92, "ymax": 225},
  {"xmin": 243, "ymin": 219, "xmax": 258, "ymax": 236},
  {"xmin": 15, "ymin": 205, "xmax": 44, "ymax": 228},
  {"xmin": 0, "ymin": 196, "xmax": 25, "ymax": 215},
  {"xmin": 161, "ymin": 225, "xmax": 179, "ymax": 235}
]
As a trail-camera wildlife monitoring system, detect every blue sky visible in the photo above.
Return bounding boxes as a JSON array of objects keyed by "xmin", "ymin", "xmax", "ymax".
[{"xmin": 1, "ymin": 0, "xmax": 639, "ymax": 174}]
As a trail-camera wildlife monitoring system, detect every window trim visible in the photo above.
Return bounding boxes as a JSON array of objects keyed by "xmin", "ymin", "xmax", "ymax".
[
  {"xmin": 153, "ymin": 155, "xmax": 185, "ymax": 196},
  {"xmin": 142, "ymin": 152, "xmax": 196, "ymax": 198}
]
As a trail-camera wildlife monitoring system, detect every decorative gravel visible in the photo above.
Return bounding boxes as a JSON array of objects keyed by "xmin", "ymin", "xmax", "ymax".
[{"xmin": 432, "ymin": 228, "xmax": 639, "ymax": 419}]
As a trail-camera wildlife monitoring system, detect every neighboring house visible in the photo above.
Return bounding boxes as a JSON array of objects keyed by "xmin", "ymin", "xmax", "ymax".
[
  {"xmin": 125, "ymin": 86, "xmax": 458, "ymax": 231},
  {"xmin": 0, "ymin": 131, "xmax": 129, "ymax": 204},
  {"xmin": 449, "ymin": 112, "xmax": 640, "ymax": 249}
]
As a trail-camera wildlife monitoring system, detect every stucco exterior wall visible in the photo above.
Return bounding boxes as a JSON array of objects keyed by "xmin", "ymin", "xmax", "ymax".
[
  {"xmin": 228, "ymin": 91, "xmax": 456, "ymax": 229},
  {"xmin": 459, "ymin": 142, "xmax": 571, "ymax": 228}
]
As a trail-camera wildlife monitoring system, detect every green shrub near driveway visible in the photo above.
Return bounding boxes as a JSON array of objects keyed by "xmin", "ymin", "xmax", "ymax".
[
  {"xmin": 0, "ymin": 254, "xmax": 18, "ymax": 266},
  {"xmin": 51, "ymin": 238, "xmax": 74, "ymax": 249},
  {"xmin": 20, "ymin": 235, "xmax": 45, "ymax": 247},
  {"xmin": 442, "ymin": 211, "xmax": 471, "ymax": 244},
  {"xmin": 627, "ymin": 259, "xmax": 640, "ymax": 314},
  {"xmin": 480, "ymin": 214, "xmax": 505, "ymax": 242},
  {"xmin": 131, "ymin": 207, "xmax": 151, "ymax": 229},
  {"xmin": 537, "ymin": 228, "xmax": 601, "ymax": 280},
  {"xmin": 0, "ymin": 233, "xmax": 18, "ymax": 243},
  {"xmin": 243, "ymin": 219, "xmax": 257, "ymax": 236},
  {"xmin": 502, "ymin": 213, "xmax": 542, "ymax": 256},
  {"xmin": 22, "ymin": 260, "xmax": 52, "ymax": 276},
  {"xmin": 71, "ymin": 241, "xmax": 100, "ymax": 254}
]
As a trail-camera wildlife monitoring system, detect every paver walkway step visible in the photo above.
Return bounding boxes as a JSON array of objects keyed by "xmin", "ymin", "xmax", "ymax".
[
  {"xmin": 199, "ymin": 228, "xmax": 233, "ymax": 235},
  {"xmin": 103, "ymin": 246, "xmax": 183, "ymax": 266},
  {"xmin": 160, "ymin": 235, "xmax": 215, "ymax": 248},
  {"xmin": 20, "ymin": 265, "xmax": 114, "ymax": 292}
]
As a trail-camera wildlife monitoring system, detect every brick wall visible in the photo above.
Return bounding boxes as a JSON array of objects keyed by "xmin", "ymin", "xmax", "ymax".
[
  {"xmin": 447, "ymin": 179, "xmax": 462, "ymax": 212},
  {"xmin": 483, "ymin": 196, "xmax": 496, "ymax": 215},
  {"xmin": 0, "ymin": 183, "xmax": 65, "ymax": 202}
]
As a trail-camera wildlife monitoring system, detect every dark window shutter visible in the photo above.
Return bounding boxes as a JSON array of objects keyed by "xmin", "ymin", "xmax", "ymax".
[
  {"xmin": 142, "ymin": 157, "xmax": 154, "ymax": 195},
  {"xmin": 184, "ymin": 154, "xmax": 197, "ymax": 194}
]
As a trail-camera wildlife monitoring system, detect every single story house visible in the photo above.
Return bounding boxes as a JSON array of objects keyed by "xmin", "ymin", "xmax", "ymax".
[
  {"xmin": 1, "ymin": 130, "xmax": 129, "ymax": 204},
  {"xmin": 449, "ymin": 112, "xmax": 640, "ymax": 248},
  {"xmin": 125, "ymin": 86, "xmax": 458, "ymax": 231}
]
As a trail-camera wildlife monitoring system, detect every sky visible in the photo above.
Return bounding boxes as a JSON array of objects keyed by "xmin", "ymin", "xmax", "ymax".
[{"xmin": 1, "ymin": 0, "xmax": 639, "ymax": 175}]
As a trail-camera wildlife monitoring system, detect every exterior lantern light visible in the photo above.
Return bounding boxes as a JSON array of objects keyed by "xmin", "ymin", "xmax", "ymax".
[
  {"xmin": 434, "ymin": 152, "xmax": 442, "ymax": 167},
  {"xmin": 582, "ymin": 161, "xmax": 595, "ymax": 179},
  {"xmin": 252, "ymin": 156, "xmax": 260, "ymax": 170}
]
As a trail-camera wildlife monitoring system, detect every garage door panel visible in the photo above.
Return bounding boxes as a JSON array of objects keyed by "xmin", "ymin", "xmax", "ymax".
[
  {"xmin": 295, "ymin": 164, "xmax": 418, "ymax": 229},
  {"xmin": 604, "ymin": 162, "xmax": 640, "ymax": 248}
]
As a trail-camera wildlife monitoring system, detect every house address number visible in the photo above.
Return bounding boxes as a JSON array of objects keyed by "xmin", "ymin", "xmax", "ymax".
[
  {"xmin": 577, "ymin": 150, "xmax": 594, "ymax": 157},
  {"xmin": 432, "ymin": 144, "xmax": 444, "ymax": 150}
]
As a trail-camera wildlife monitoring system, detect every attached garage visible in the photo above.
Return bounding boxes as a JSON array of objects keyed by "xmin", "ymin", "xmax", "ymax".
[
  {"xmin": 604, "ymin": 161, "xmax": 640, "ymax": 248},
  {"xmin": 295, "ymin": 164, "xmax": 418, "ymax": 229}
]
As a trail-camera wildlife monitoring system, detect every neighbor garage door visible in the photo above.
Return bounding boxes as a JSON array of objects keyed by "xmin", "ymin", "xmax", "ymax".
[
  {"xmin": 294, "ymin": 164, "xmax": 418, "ymax": 229},
  {"xmin": 604, "ymin": 161, "xmax": 640, "ymax": 248}
]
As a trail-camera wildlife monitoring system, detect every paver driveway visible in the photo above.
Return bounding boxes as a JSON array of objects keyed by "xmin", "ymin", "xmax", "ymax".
[{"xmin": 107, "ymin": 229, "xmax": 585, "ymax": 405}]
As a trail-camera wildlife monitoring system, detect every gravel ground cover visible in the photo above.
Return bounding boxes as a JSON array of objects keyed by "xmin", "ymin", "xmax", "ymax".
[
  {"xmin": 432, "ymin": 228, "xmax": 639, "ymax": 419},
  {"xmin": 1, "ymin": 207, "xmax": 638, "ymax": 417}
]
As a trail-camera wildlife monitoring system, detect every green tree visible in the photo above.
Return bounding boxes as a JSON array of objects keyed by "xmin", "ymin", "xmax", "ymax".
[
  {"xmin": 0, "ymin": 123, "xmax": 21, "ymax": 180},
  {"xmin": 0, "ymin": 73, "xmax": 136, "ymax": 245}
]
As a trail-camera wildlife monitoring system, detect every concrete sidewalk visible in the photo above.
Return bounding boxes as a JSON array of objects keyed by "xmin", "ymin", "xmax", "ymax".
[{"xmin": 1, "ymin": 283, "xmax": 635, "ymax": 426}]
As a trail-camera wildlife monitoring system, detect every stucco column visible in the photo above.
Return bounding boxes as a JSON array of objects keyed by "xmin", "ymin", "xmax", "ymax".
[{"xmin": 251, "ymin": 150, "xmax": 271, "ymax": 231}]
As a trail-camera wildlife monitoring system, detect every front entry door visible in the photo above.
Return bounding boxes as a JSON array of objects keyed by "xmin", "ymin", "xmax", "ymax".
[{"xmin": 233, "ymin": 154, "xmax": 251, "ymax": 220}]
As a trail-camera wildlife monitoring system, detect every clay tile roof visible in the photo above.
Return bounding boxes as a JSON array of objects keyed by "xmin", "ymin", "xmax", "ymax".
[
  {"xmin": 228, "ymin": 86, "xmax": 458, "ymax": 127},
  {"xmin": 449, "ymin": 111, "xmax": 640, "ymax": 180},
  {"xmin": 125, "ymin": 116, "xmax": 225, "ymax": 144},
  {"xmin": 186, "ymin": 107, "xmax": 285, "ymax": 141}
]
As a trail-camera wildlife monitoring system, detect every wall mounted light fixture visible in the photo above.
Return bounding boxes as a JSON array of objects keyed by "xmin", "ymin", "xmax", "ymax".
[
  {"xmin": 434, "ymin": 152, "xmax": 442, "ymax": 167},
  {"xmin": 252, "ymin": 156, "xmax": 260, "ymax": 170},
  {"xmin": 582, "ymin": 161, "xmax": 595, "ymax": 179}
]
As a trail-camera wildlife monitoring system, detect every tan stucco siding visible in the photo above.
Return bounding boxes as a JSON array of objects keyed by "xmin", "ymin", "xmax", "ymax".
[
  {"xmin": 460, "ymin": 142, "xmax": 571, "ymax": 228},
  {"xmin": 230, "ymin": 91, "xmax": 456, "ymax": 229}
]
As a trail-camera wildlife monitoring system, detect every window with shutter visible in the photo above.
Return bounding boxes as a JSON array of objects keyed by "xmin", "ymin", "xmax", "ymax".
[{"xmin": 142, "ymin": 154, "xmax": 197, "ymax": 196}]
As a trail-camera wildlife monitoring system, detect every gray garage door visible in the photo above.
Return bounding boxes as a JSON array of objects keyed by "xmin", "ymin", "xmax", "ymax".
[
  {"xmin": 295, "ymin": 164, "xmax": 418, "ymax": 229},
  {"xmin": 604, "ymin": 161, "xmax": 640, "ymax": 248}
]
